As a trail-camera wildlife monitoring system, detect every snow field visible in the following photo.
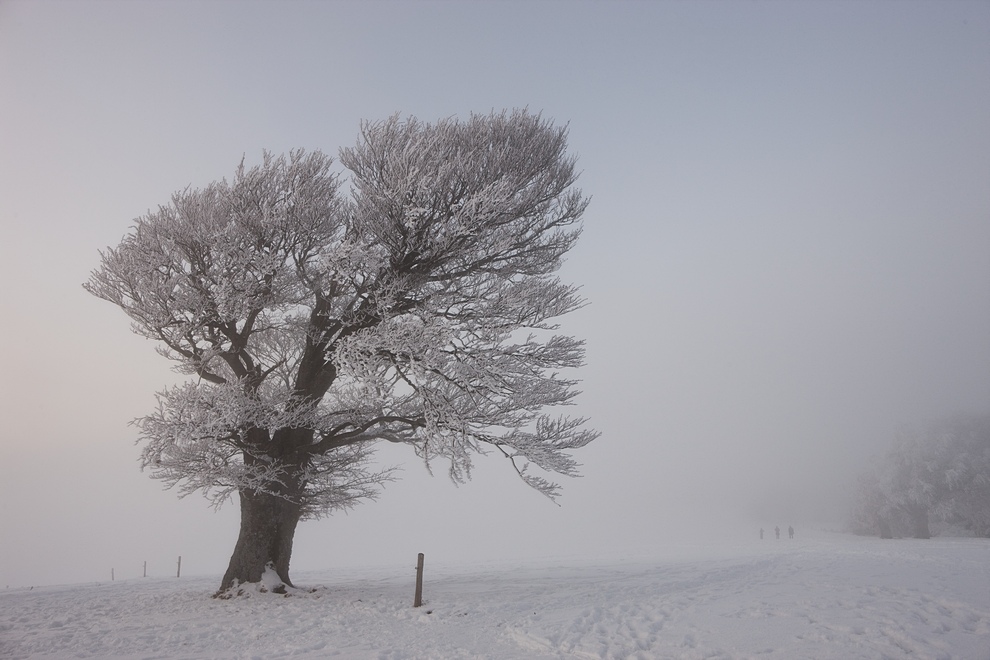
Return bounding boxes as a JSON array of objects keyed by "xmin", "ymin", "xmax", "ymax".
[{"xmin": 1, "ymin": 533, "xmax": 987, "ymax": 659}]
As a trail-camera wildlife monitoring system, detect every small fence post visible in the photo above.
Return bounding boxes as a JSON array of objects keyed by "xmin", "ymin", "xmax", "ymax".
[
  {"xmin": 413, "ymin": 552, "xmax": 424, "ymax": 607},
  {"xmin": 177, "ymin": 556, "xmax": 182, "ymax": 578},
  {"xmin": 111, "ymin": 568, "xmax": 114, "ymax": 582},
  {"xmin": 143, "ymin": 561, "xmax": 147, "ymax": 578}
]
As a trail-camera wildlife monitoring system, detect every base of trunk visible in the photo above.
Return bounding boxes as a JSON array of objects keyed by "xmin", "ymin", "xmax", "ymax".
[{"xmin": 217, "ymin": 489, "xmax": 302, "ymax": 594}]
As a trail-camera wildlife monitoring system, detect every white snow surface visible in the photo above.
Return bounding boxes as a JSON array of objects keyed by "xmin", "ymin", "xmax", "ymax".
[{"xmin": 2, "ymin": 531, "xmax": 988, "ymax": 659}]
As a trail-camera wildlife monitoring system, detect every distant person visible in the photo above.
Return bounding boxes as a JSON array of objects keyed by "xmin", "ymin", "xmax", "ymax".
[
  {"xmin": 775, "ymin": 526, "xmax": 780, "ymax": 539},
  {"xmin": 788, "ymin": 525, "xmax": 794, "ymax": 539},
  {"xmin": 760, "ymin": 528, "xmax": 764, "ymax": 539}
]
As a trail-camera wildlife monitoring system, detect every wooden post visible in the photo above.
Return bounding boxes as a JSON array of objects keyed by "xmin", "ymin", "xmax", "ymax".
[
  {"xmin": 143, "ymin": 561, "xmax": 147, "ymax": 578},
  {"xmin": 111, "ymin": 568, "xmax": 114, "ymax": 581},
  {"xmin": 413, "ymin": 553, "xmax": 424, "ymax": 607},
  {"xmin": 176, "ymin": 556, "xmax": 182, "ymax": 578}
]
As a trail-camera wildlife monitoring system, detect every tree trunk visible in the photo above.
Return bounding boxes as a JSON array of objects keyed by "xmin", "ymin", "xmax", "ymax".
[
  {"xmin": 907, "ymin": 503, "xmax": 931, "ymax": 539},
  {"xmin": 218, "ymin": 488, "xmax": 303, "ymax": 593}
]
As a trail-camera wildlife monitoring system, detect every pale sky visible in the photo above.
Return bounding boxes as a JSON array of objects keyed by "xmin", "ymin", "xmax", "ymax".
[{"xmin": 1, "ymin": 1, "xmax": 988, "ymax": 589}]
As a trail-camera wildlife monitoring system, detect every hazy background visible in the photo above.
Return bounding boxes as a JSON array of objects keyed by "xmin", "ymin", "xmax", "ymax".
[{"xmin": 1, "ymin": 1, "xmax": 988, "ymax": 589}]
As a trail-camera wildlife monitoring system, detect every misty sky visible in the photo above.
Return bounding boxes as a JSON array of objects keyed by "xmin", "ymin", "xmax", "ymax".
[{"xmin": 1, "ymin": 1, "xmax": 988, "ymax": 589}]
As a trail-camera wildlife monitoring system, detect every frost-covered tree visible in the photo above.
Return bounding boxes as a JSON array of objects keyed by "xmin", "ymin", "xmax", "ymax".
[
  {"xmin": 849, "ymin": 414, "xmax": 990, "ymax": 539},
  {"xmin": 922, "ymin": 414, "xmax": 990, "ymax": 536},
  {"xmin": 849, "ymin": 459, "xmax": 897, "ymax": 538},
  {"xmin": 85, "ymin": 110, "xmax": 598, "ymax": 594},
  {"xmin": 886, "ymin": 430, "xmax": 936, "ymax": 538}
]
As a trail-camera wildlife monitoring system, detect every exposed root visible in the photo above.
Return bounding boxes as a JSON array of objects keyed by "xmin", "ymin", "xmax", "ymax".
[
  {"xmin": 212, "ymin": 582, "xmax": 325, "ymax": 599},
  {"xmin": 212, "ymin": 563, "xmax": 324, "ymax": 599}
]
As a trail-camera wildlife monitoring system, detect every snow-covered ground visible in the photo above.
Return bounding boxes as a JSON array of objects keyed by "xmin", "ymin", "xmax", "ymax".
[{"xmin": 2, "ymin": 531, "xmax": 987, "ymax": 659}]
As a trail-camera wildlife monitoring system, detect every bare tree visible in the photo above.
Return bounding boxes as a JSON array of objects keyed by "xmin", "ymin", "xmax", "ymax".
[{"xmin": 86, "ymin": 110, "xmax": 599, "ymax": 594}]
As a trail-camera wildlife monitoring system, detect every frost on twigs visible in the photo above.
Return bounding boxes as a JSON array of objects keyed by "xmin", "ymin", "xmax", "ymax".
[{"xmin": 86, "ymin": 109, "xmax": 599, "ymax": 525}]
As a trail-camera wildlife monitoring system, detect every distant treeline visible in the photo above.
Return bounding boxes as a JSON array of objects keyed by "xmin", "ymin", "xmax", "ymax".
[{"xmin": 849, "ymin": 413, "xmax": 990, "ymax": 539}]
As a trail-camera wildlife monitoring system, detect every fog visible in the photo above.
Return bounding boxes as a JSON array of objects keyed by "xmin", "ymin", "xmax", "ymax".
[{"xmin": 1, "ymin": 1, "xmax": 988, "ymax": 589}]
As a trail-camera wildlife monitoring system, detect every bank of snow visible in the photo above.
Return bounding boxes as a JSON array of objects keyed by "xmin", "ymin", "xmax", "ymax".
[{"xmin": 2, "ymin": 532, "xmax": 988, "ymax": 659}]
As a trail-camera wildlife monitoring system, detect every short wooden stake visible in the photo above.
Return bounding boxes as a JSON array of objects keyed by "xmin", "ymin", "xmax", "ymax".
[
  {"xmin": 176, "ymin": 556, "xmax": 182, "ymax": 578},
  {"xmin": 111, "ymin": 568, "xmax": 114, "ymax": 581},
  {"xmin": 413, "ymin": 553, "xmax": 425, "ymax": 607},
  {"xmin": 143, "ymin": 561, "xmax": 147, "ymax": 578}
]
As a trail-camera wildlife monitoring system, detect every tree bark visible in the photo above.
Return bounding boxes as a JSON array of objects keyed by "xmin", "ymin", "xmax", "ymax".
[{"xmin": 218, "ymin": 488, "xmax": 303, "ymax": 593}]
